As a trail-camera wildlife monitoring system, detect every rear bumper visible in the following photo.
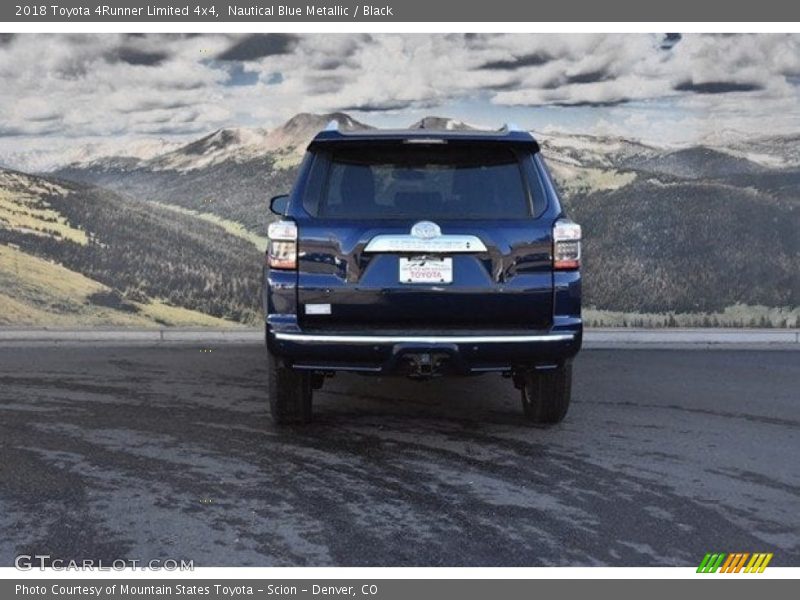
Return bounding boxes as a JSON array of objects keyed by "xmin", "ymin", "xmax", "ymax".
[{"xmin": 267, "ymin": 320, "xmax": 582, "ymax": 375}]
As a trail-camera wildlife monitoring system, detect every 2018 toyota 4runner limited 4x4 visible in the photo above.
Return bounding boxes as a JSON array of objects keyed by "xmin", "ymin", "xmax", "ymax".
[{"xmin": 264, "ymin": 123, "xmax": 582, "ymax": 425}]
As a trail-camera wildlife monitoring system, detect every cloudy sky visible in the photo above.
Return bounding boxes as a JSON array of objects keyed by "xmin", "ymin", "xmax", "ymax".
[{"xmin": 1, "ymin": 32, "xmax": 799, "ymax": 159}]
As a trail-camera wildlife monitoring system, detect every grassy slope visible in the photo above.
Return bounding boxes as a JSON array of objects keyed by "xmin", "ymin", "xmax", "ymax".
[
  {"xmin": 149, "ymin": 201, "xmax": 268, "ymax": 252},
  {"xmin": 564, "ymin": 178, "xmax": 799, "ymax": 314},
  {"xmin": 584, "ymin": 305, "xmax": 799, "ymax": 328},
  {"xmin": 0, "ymin": 244, "xmax": 236, "ymax": 327},
  {"xmin": 0, "ymin": 178, "xmax": 87, "ymax": 245},
  {"xmin": 0, "ymin": 167, "xmax": 261, "ymax": 326},
  {"xmin": 56, "ymin": 155, "xmax": 297, "ymax": 237},
  {"xmin": 42, "ymin": 135, "xmax": 800, "ymax": 327},
  {"xmin": 547, "ymin": 161, "xmax": 637, "ymax": 197}
]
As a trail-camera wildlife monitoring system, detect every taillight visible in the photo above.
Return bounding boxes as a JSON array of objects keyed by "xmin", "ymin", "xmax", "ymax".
[
  {"xmin": 267, "ymin": 220, "xmax": 297, "ymax": 269},
  {"xmin": 553, "ymin": 219, "xmax": 581, "ymax": 270}
]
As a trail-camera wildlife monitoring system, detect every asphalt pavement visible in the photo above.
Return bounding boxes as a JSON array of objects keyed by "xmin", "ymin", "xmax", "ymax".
[{"xmin": 0, "ymin": 345, "xmax": 797, "ymax": 566}]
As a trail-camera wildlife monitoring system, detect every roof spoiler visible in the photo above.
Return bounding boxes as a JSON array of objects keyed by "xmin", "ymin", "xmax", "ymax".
[
  {"xmin": 322, "ymin": 120, "xmax": 526, "ymax": 133},
  {"xmin": 309, "ymin": 122, "xmax": 539, "ymax": 152}
]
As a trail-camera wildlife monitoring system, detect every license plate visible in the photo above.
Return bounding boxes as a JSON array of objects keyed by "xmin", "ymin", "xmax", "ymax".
[{"xmin": 399, "ymin": 257, "xmax": 453, "ymax": 284}]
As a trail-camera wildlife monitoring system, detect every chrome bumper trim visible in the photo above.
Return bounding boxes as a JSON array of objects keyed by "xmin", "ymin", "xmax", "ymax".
[
  {"xmin": 273, "ymin": 332, "xmax": 575, "ymax": 344},
  {"xmin": 363, "ymin": 234, "xmax": 487, "ymax": 253}
]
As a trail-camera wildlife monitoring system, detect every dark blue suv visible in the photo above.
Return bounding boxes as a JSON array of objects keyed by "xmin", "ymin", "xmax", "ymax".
[{"xmin": 264, "ymin": 123, "xmax": 582, "ymax": 425}]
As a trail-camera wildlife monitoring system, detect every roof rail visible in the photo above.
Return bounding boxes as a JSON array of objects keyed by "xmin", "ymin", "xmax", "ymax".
[{"xmin": 323, "ymin": 119, "xmax": 339, "ymax": 132}]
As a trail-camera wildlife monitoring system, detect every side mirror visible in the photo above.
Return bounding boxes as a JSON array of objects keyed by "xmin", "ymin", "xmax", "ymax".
[{"xmin": 270, "ymin": 194, "xmax": 290, "ymax": 215}]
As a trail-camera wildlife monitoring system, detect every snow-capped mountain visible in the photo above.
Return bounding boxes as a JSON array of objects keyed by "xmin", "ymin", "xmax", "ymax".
[
  {"xmin": 9, "ymin": 112, "xmax": 798, "ymax": 319},
  {"xmin": 0, "ymin": 137, "xmax": 184, "ymax": 173},
  {"xmin": 9, "ymin": 110, "xmax": 799, "ymax": 179},
  {"xmin": 536, "ymin": 131, "xmax": 662, "ymax": 169},
  {"xmin": 713, "ymin": 133, "xmax": 800, "ymax": 169},
  {"xmin": 51, "ymin": 112, "xmax": 796, "ymax": 224},
  {"xmin": 147, "ymin": 127, "xmax": 270, "ymax": 172},
  {"xmin": 126, "ymin": 112, "xmax": 370, "ymax": 173},
  {"xmin": 51, "ymin": 113, "xmax": 371, "ymax": 236},
  {"xmin": 0, "ymin": 113, "xmax": 371, "ymax": 174},
  {"xmin": 262, "ymin": 112, "xmax": 370, "ymax": 152},
  {"xmin": 408, "ymin": 116, "xmax": 477, "ymax": 131}
]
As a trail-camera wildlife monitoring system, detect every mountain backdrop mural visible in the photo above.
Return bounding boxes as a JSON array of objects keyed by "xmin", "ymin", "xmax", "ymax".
[{"xmin": 0, "ymin": 34, "xmax": 798, "ymax": 327}]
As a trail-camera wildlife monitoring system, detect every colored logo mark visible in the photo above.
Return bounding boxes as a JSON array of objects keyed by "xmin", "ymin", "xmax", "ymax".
[{"xmin": 697, "ymin": 552, "xmax": 773, "ymax": 573}]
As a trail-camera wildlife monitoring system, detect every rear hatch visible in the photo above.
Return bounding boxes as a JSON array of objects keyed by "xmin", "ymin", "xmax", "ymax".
[{"xmin": 295, "ymin": 140, "xmax": 553, "ymax": 330}]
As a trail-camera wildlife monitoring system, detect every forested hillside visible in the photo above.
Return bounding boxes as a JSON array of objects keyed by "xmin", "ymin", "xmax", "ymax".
[
  {"xmin": 565, "ymin": 178, "xmax": 799, "ymax": 313},
  {"xmin": 8, "ymin": 112, "xmax": 798, "ymax": 327},
  {"xmin": 0, "ymin": 168, "xmax": 262, "ymax": 325}
]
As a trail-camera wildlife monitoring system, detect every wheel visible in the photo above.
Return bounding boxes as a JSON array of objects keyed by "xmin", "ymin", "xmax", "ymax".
[
  {"xmin": 519, "ymin": 362, "xmax": 572, "ymax": 425},
  {"xmin": 267, "ymin": 350, "xmax": 313, "ymax": 425}
]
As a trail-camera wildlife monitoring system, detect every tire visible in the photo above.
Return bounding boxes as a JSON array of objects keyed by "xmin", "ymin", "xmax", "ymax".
[
  {"xmin": 519, "ymin": 362, "xmax": 572, "ymax": 425},
  {"xmin": 267, "ymin": 350, "xmax": 313, "ymax": 425}
]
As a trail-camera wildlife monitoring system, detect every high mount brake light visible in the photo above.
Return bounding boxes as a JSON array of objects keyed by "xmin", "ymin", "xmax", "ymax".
[
  {"xmin": 403, "ymin": 138, "xmax": 448, "ymax": 144},
  {"xmin": 553, "ymin": 219, "xmax": 581, "ymax": 270},
  {"xmin": 267, "ymin": 220, "xmax": 298, "ymax": 270}
]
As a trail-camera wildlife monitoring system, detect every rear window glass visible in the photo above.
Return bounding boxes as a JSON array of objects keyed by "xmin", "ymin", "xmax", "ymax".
[{"xmin": 304, "ymin": 144, "xmax": 539, "ymax": 219}]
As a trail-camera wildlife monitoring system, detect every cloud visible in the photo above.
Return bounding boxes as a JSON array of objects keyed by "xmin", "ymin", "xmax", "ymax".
[
  {"xmin": 341, "ymin": 100, "xmax": 417, "ymax": 112},
  {"xmin": 109, "ymin": 47, "xmax": 169, "ymax": 66},
  {"xmin": 0, "ymin": 33, "xmax": 798, "ymax": 148},
  {"xmin": 675, "ymin": 80, "xmax": 763, "ymax": 94},
  {"xmin": 565, "ymin": 69, "xmax": 614, "ymax": 85},
  {"xmin": 216, "ymin": 34, "xmax": 298, "ymax": 61},
  {"xmin": 216, "ymin": 61, "xmax": 260, "ymax": 87},
  {"xmin": 478, "ymin": 52, "xmax": 552, "ymax": 70},
  {"xmin": 660, "ymin": 33, "xmax": 682, "ymax": 49},
  {"xmin": 304, "ymin": 74, "xmax": 350, "ymax": 95},
  {"xmin": 116, "ymin": 99, "xmax": 194, "ymax": 114},
  {"xmin": 551, "ymin": 99, "xmax": 629, "ymax": 108}
]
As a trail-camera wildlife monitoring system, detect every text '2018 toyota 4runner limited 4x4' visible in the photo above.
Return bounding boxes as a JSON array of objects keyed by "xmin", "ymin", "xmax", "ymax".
[{"xmin": 264, "ymin": 123, "xmax": 582, "ymax": 425}]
